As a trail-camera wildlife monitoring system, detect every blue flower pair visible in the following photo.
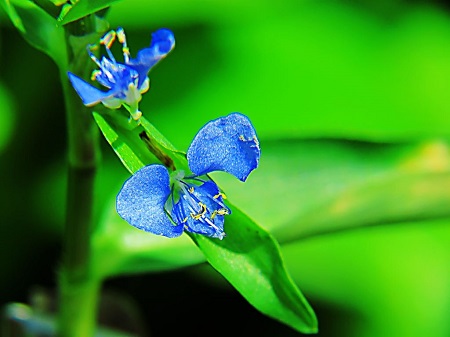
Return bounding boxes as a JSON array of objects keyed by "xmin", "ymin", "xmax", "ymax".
[
  {"xmin": 68, "ymin": 27, "xmax": 175, "ymax": 120},
  {"xmin": 116, "ymin": 113, "xmax": 260, "ymax": 239},
  {"xmin": 67, "ymin": 28, "xmax": 260, "ymax": 239}
]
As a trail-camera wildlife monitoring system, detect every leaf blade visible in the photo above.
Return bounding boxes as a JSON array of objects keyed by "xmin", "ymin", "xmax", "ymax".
[
  {"xmin": 0, "ymin": 0, "xmax": 67, "ymax": 67},
  {"xmin": 58, "ymin": 0, "xmax": 121, "ymax": 25},
  {"xmin": 93, "ymin": 112, "xmax": 146, "ymax": 174},
  {"xmin": 189, "ymin": 204, "xmax": 318, "ymax": 334}
]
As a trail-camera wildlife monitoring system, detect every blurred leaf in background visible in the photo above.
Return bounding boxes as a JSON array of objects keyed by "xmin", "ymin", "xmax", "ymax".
[
  {"xmin": 105, "ymin": 0, "xmax": 450, "ymax": 146},
  {"xmin": 0, "ymin": 81, "xmax": 15, "ymax": 153}
]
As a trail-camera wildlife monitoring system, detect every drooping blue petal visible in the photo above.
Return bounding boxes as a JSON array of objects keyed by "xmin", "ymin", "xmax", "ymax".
[
  {"xmin": 187, "ymin": 113, "xmax": 261, "ymax": 182},
  {"xmin": 150, "ymin": 28, "xmax": 176, "ymax": 55},
  {"xmin": 67, "ymin": 72, "xmax": 114, "ymax": 106},
  {"xmin": 128, "ymin": 28, "xmax": 175, "ymax": 87},
  {"xmin": 116, "ymin": 165, "xmax": 183, "ymax": 238},
  {"xmin": 172, "ymin": 181, "xmax": 227, "ymax": 239}
]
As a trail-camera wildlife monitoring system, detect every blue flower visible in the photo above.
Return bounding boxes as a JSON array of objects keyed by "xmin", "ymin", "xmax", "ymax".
[
  {"xmin": 67, "ymin": 27, "xmax": 175, "ymax": 120},
  {"xmin": 116, "ymin": 113, "xmax": 261, "ymax": 239}
]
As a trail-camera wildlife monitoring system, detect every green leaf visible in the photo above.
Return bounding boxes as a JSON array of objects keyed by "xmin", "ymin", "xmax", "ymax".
[
  {"xmin": 139, "ymin": 117, "xmax": 179, "ymax": 153},
  {"xmin": 211, "ymin": 139, "xmax": 450, "ymax": 243},
  {"xmin": 92, "ymin": 111, "xmax": 317, "ymax": 333},
  {"xmin": 93, "ymin": 112, "xmax": 188, "ymax": 174},
  {"xmin": 139, "ymin": 116, "xmax": 188, "ymax": 171},
  {"xmin": 57, "ymin": 0, "xmax": 121, "ymax": 25},
  {"xmin": 93, "ymin": 197, "xmax": 318, "ymax": 333},
  {"xmin": 32, "ymin": 0, "xmax": 63, "ymax": 19},
  {"xmin": 93, "ymin": 112, "xmax": 147, "ymax": 174},
  {"xmin": 0, "ymin": 0, "xmax": 67, "ymax": 67},
  {"xmin": 190, "ymin": 204, "xmax": 318, "ymax": 334}
]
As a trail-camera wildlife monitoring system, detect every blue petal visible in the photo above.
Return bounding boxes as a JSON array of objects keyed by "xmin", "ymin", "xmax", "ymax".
[
  {"xmin": 116, "ymin": 165, "xmax": 183, "ymax": 238},
  {"xmin": 187, "ymin": 113, "xmax": 261, "ymax": 182},
  {"xmin": 194, "ymin": 180, "xmax": 231, "ymax": 216},
  {"xmin": 67, "ymin": 72, "xmax": 114, "ymax": 106},
  {"xmin": 150, "ymin": 28, "xmax": 176, "ymax": 55},
  {"xmin": 128, "ymin": 28, "xmax": 175, "ymax": 87},
  {"xmin": 172, "ymin": 181, "xmax": 227, "ymax": 239}
]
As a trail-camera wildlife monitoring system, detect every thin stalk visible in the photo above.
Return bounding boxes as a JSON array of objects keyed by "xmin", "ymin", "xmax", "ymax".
[{"xmin": 57, "ymin": 16, "xmax": 101, "ymax": 337}]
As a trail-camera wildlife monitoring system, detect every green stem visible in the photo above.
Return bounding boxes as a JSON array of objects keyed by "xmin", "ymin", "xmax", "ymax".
[
  {"xmin": 57, "ymin": 17, "xmax": 101, "ymax": 337},
  {"xmin": 58, "ymin": 274, "xmax": 101, "ymax": 337}
]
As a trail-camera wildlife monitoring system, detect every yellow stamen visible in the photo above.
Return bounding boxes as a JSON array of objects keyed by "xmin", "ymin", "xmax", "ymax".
[
  {"xmin": 211, "ymin": 208, "xmax": 229, "ymax": 220},
  {"xmin": 90, "ymin": 70, "xmax": 101, "ymax": 81},
  {"xmin": 213, "ymin": 192, "xmax": 227, "ymax": 200},
  {"xmin": 188, "ymin": 187, "xmax": 194, "ymax": 193},
  {"xmin": 190, "ymin": 202, "xmax": 207, "ymax": 220},
  {"xmin": 100, "ymin": 31, "xmax": 116, "ymax": 49},
  {"xmin": 217, "ymin": 208, "xmax": 229, "ymax": 215},
  {"xmin": 117, "ymin": 29, "xmax": 126, "ymax": 43}
]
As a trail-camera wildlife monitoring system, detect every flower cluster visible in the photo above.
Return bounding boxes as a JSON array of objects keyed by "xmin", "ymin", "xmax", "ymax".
[
  {"xmin": 68, "ymin": 27, "xmax": 175, "ymax": 120},
  {"xmin": 116, "ymin": 113, "xmax": 261, "ymax": 239},
  {"xmin": 67, "ymin": 29, "xmax": 260, "ymax": 239}
]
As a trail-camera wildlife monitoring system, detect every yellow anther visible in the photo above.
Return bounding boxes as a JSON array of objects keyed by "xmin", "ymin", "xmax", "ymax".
[
  {"xmin": 88, "ymin": 44, "xmax": 100, "ymax": 52},
  {"xmin": 211, "ymin": 208, "xmax": 229, "ymax": 220},
  {"xmin": 217, "ymin": 208, "xmax": 229, "ymax": 215},
  {"xmin": 116, "ymin": 29, "xmax": 126, "ymax": 43},
  {"xmin": 122, "ymin": 46, "xmax": 130, "ymax": 56},
  {"xmin": 190, "ymin": 202, "xmax": 207, "ymax": 220},
  {"xmin": 181, "ymin": 217, "xmax": 188, "ymax": 223},
  {"xmin": 188, "ymin": 187, "xmax": 194, "ymax": 193},
  {"xmin": 239, "ymin": 135, "xmax": 246, "ymax": 141},
  {"xmin": 213, "ymin": 192, "xmax": 227, "ymax": 200},
  {"xmin": 90, "ymin": 70, "xmax": 101, "ymax": 81},
  {"xmin": 100, "ymin": 31, "xmax": 116, "ymax": 49}
]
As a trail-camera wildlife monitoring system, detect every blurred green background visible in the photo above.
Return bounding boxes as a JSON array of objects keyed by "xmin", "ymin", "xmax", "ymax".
[{"xmin": 1, "ymin": 0, "xmax": 450, "ymax": 336}]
